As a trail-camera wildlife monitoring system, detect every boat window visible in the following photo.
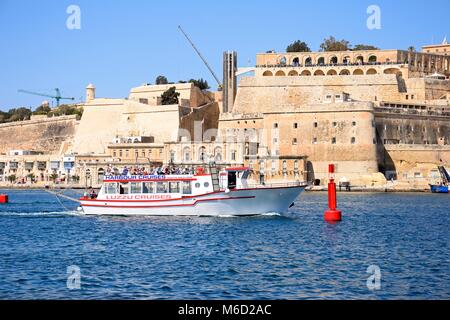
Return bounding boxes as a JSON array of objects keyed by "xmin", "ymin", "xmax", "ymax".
[
  {"xmin": 195, "ymin": 182, "xmax": 201, "ymax": 188},
  {"xmin": 119, "ymin": 183, "xmax": 129, "ymax": 194},
  {"xmin": 130, "ymin": 182, "xmax": 141, "ymax": 194},
  {"xmin": 142, "ymin": 182, "xmax": 155, "ymax": 194},
  {"xmin": 204, "ymin": 182, "xmax": 210, "ymax": 188},
  {"xmin": 156, "ymin": 182, "xmax": 168, "ymax": 193},
  {"xmin": 105, "ymin": 183, "xmax": 118, "ymax": 194},
  {"xmin": 169, "ymin": 182, "xmax": 180, "ymax": 193},
  {"xmin": 182, "ymin": 181, "xmax": 192, "ymax": 194}
]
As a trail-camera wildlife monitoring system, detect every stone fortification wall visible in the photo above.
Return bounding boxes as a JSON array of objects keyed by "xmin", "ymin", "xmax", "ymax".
[
  {"xmin": 232, "ymin": 75, "xmax": 402, "ymax": 114},
  {"xmin": 0, "ymin": 115, "xmax": 78, "ymax": 155}
]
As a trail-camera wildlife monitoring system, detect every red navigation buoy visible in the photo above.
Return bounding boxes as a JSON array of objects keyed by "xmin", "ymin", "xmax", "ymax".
[
  {"xmin": 324, "ymin": 164, "xmax": 342, "ymax": 222},
  {"xmin": 0, "ymin": 194, "xmax": 8, "ymax": 204}
]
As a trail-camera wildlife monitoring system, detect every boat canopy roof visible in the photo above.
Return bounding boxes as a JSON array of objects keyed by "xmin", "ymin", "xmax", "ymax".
[{"xmin": 103, "ymin": 175, "xmax": 195, "ymax": 182}]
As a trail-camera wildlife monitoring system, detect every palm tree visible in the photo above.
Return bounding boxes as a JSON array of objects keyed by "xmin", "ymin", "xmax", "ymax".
[
  {"xmin": 7, "ymin": 175, "xmax": 16, "ymax": 184},
  {"xmin": 49, "ymin": 173, "xmax": 59, "ymax": 183}
]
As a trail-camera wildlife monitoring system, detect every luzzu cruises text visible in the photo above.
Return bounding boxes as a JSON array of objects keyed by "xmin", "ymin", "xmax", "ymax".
[{"xmin": 80, "ymin": 166, "xmax": 306, "ymax": 216}]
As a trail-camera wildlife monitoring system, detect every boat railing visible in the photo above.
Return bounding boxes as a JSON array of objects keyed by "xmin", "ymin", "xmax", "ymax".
[{"xmin": 241, "ymin": 181, "xmax": 307, "ymax": 189}]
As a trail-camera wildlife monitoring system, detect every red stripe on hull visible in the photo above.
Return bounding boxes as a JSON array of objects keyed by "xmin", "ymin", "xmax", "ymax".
[{"xmin": 81, "ymin": 196, "xmax": 256, "ymax": 208}]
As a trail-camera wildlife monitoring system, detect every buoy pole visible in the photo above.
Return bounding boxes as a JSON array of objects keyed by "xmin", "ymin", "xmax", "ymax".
[
  {"xmin": 324, "ymin": 164, "xmax": 342, "ymax": 222},
  {"xmin": 0, "ymin": 194, "xmax": 8, "ymax": 204}
]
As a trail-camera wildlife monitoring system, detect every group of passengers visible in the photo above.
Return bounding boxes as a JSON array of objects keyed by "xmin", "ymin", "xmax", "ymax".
[{"xmin": 105, "ymin": 165, "xmax": 198, "ymax": 177}]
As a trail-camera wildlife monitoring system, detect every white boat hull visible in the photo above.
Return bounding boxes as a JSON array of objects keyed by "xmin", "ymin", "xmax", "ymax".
[{"xmin": 80, "ymin": 186, "xmax": 305, "ymax": 217}]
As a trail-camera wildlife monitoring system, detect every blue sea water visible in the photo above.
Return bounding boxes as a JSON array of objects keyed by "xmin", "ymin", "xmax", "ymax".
[{"xmin": 0, "ymin": 190, "xmax": 448, "ymax": 300}]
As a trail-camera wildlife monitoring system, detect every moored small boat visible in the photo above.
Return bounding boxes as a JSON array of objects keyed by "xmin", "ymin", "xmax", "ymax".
[{"xmin": 429, "ymin": 166, "xmax": 450, "ymax": 194}]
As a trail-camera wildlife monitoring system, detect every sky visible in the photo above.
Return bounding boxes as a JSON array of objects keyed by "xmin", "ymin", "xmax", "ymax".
[{"xmin": 0, "ymin": 0, "xmax": 449, "ymax": 110}]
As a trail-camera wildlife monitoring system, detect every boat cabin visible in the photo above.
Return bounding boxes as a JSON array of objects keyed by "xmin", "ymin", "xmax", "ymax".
[{"xmin": 97, "ymin": 167, "xmax": 252, "ymax": 199}]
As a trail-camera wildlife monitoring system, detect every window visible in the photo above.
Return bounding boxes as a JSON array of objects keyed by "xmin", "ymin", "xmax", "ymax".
[
  {"xmin": 125, "ymin": 150, "xmax": 129, "ymax": 158},
  {"xmin": 294, "ymin": 123, "xmax": 298, "ymax": 129},
  {"xmin": 135, "ymin": 151, "xmax": 139, "ymax": 159},
  {"xmin": 119, "ymin": 150, "xmax": 123, "ymax": 157},
  {"xmin": 195, "ymin": 183, "xmax": 201, "ymax": 188},
  {"xmin": 351, "ymin": 137, "xmax": 356, "ymax": 144},
  {"xmin": 113, "ymin": 151, "xmax": 117, "ymax": 157},
  {"xmin": 142, "ymin": 150, "xmax": 146, "ymax": 158},
  {"xmin": 130, "ymin": 182, "xmax": 141, "ymax": 194},
  {"xmin": 204, "ymin": 182, "xmax": 210, "ymax": 188},
  {"xmin": 313, "ymin": 122, "xmax": 318, "ymax": 128},
  {"xmin": 332, "ymin": 122, "xmax": 337, "ymax": 127},
  {"xmin": 143, "ymin": 182, "xmax": 155, "ymax": 194},
  {"xmin": 313, "ymin": 138, "xmax": 317, "ymax": 144},
  {"xmin": 169, "ymin": 182, "xmax": 180, "ymax": 193},
  {"xmin": 352, "ymin": 121, "xmax": 357, "ymax": 127},
  {"xmin": 273, "ymin": 123, "xmax": 278, "ymax": 129},
  {"xmin": 332, "ymin": 137, "xmax": 336, "ymax": 144},
  {"xmin": 292, "ymin": 138, "xmax": 298, "ymax": 145},
  {"xmin": 139, "ymin": 98, "xmax": 149, "ymax": 104},
  {"xmin": 119, "ymin": 183, "xmax": 129, "ymax": 194},
  {"xmin": 105, "ymin": 183, "xmax": 117, "ymax": 194},
  {"xmin": 231, "ymin": 150, "xmax": 236, "ymax": 161},
  {"xmin": 156, "ymin": 182, "xmax": 168, "ymax": 193},
  {"xmin": 182, "ymin": 181, "xmax": 192, "ymax": 194}
]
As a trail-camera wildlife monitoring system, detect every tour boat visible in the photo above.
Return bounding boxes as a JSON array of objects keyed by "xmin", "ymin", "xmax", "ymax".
[{"xmin": 79, "ymin": 166, "xmax": 306, "ymax": 216}]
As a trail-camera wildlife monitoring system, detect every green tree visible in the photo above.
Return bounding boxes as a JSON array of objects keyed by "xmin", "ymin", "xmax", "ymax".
[
  {"xmin": 7, "ymin": 107, "xmax": 32, "ymax": 122},
  {"xmin": 408, "ymin": 46, "xmax": 416, "ymax": 52},
  {"xmin": 160, "ymin": 87, "xmax": 180, "ymax": 105},
  {"xmin": 286, "ymin": 40, "xmax": 311, "ymax": 53},
  {"xmin": 7, "ymin": 175, "xmax": 17, "ymax": 184},
  {"xmin": 156, "ymin": 75, "xmax": 169, "ymax": 85},
  {"xmin": 49, "ymin": 173, "xmax": 59, "ymax": 183},
  {"xmin": 353, "ymin": 44, "xmax": 380, "ymax": 51},
  {"xmin": 320, "ymin": 36, "xmax": 351, "ymax": 52},
  {"xmin": 189, "ymin": 78, "xmax": 210, "ymax": 90},
  {"xmin": 32, "ymin": 104, "xmax": 51, "ymax": 115},
  {"xmin": 26, "ymin": 173, "xmax": 35, "ymax": 183}
]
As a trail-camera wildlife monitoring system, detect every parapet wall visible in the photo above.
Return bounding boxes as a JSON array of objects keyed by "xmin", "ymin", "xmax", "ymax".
[
  {"xmin": 0, "ymin": 115, "xmax": 78, "ymax": 155},
  {"xmin": 232, "ymin": 75, "xmax": 402, "ymax": 114}
]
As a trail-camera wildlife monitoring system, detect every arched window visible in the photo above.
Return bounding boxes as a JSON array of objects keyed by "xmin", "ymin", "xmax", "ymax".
[
  {"xmin": 327, "ymin": 69, "xmax": 338, "ymax": 75},
  {"xmin": 214, "ymin": 147, "xmax": 222, "ymax": 162},
  {"xmin": 343, "ymin": 56, "xmax": 351, "ymax": 64},
  {"xmin": 330, "ymin": 56, "xmax": 338, "ymax": 64},
  {"xmin": 97, "ymin": 168, "xmax": 105, "ymax": 183},
  {"xmin": 353, "ymin": 69, "xmax": 364, "ymax": 75},
  {"xmin": 314, "ymin": 70, "xmax": 325, "ymax": 76},
  {"xmin": 356, "ymin": 56, "xmax": 364, "ymax": 64},
  {"xmin": 367, "ymin": 68, "xmax": 377, "ymax": 75},
  {"xmin": 288, "ymin": 70, "xmax": 299, "ymax": 76},
  {"xmin": 339, "ymin": 69, "xmax": 350, "ymax": 75},
  {"xmin": 199, "ymin": 146, "xmax": 207, "ymax": 162},
  {"xmin": 275, "ymin": 70, "xmax": 286, "ymax": 76},
  {"xmin": 279, "ymin": 56, "xmax": 287, "ymax": 65},
  {"xmin": 292, "ymin": 57, "xmax": 300, "ymax": 66},
  {"xmin": 300, "ymin": 70, "xmax": 311, "ymax": 76},
  {"xmin": 368, "ymin": 55, "xmax": 377, "ymax": 63},
  {"xmin": 305, "ymin": 57, "xmax": 312, "ymax": 66},
  {"xmin": 170, "ymin": 150, "xmax": 176, "ymax": 163},
  {"xmin": 262, "ymin": 70, "xmax": 273, "ymax": 76},
  {"xmin": 183, "ymin": 147, "xmax": 191, "ymax": 162},
  {"xmin": 317, "ymin": 57, "xmax": 325, "ymax": 65}
]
